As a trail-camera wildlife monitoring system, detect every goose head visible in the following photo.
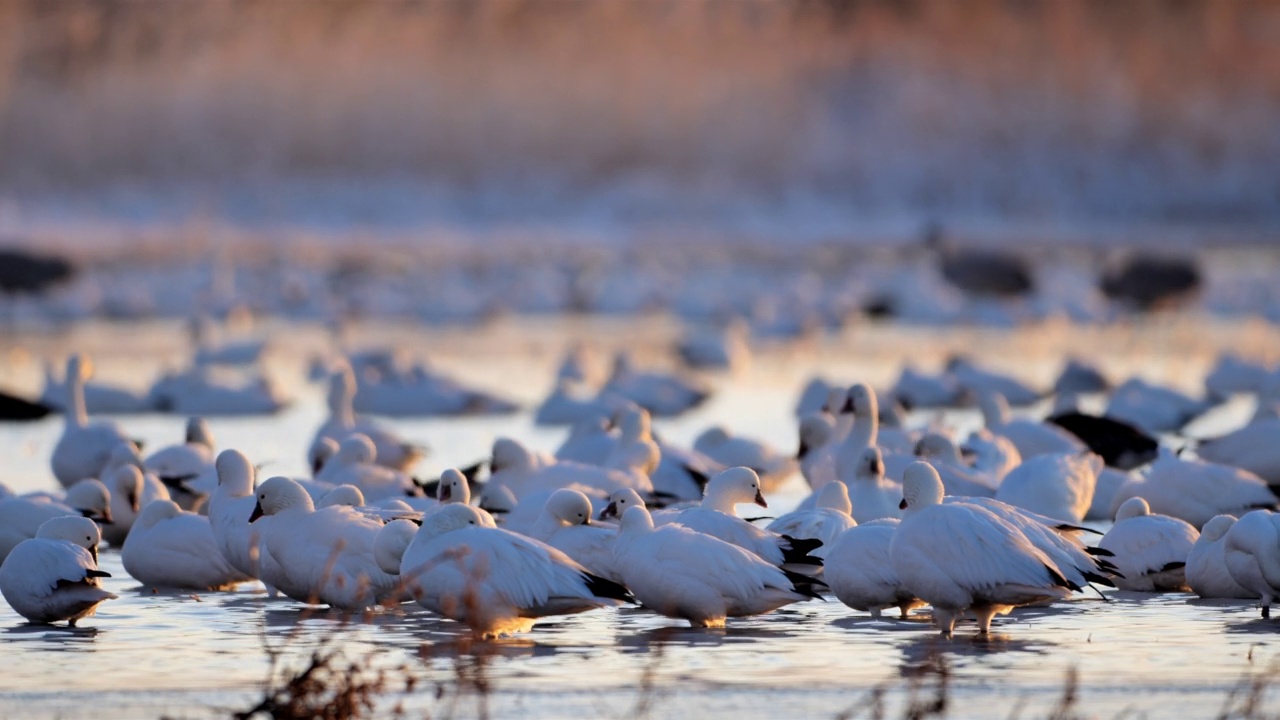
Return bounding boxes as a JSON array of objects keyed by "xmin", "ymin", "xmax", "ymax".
[
  {"xmin": 478, "ymin": 484, "xmax": 518, "ymax": 515},
  {"xmin": 66, "ymin": 479, "xmax": 113, "ymax": 525},
  {"xmin": 185, "ymin": 417, "xmax": 215, "ymax": 448},
  {"xmin": 978, "ymin": 391, "xmax": 1011, "ymax": 427},
  {"xmin": 857, "ymin": 447, "xmax": 885, "ymax": 481},
  {"xmin": 821, "ymin": 387, "xmax": 846, "ymax": 415},
  {"xmin": 1115, "ymin": 497, "xmax": 1151, "ymax": 521},
  {"xmin": 215, "ymin": 449, "xmax": 255, "ymax": 496},
  {"xmin": 436, "ymin": 468, "xmax": 470, "ymax": 505},
  {"xmin": 319, "ymin": 484, "xmax": 365, "ymax": 508},
  {"xmin": 697, "ymin": 426, "xmax": 731, "ymax": 448},
  {"xmin": 899, "ymin": 461, "xmax": 944, "ymax": 513},
  {"xmin": 36, "ymin": 516, "xmax": 103, "ymax": 563},
  {"xmin": 841, "ymin": 383, "xmax": 878, "ymax": 419},
  {"xmin": 619, "ymin": 505, "xmax": 655, "ymax": 534},
  {"xmin": 490, "ymin": 437, "xmax": 534, "ymax": 474},
  {"xmin": 136, "ymin": 499, "xmax": 184, "ymax": 531},
  {"xmin": 417, "ymin": 503, "xmax": 487, "ymax": 543},
  {"xmin": 109, "ymin": 465, "xmax": 143, "ymax": 514},
  {"xmin": 309, "ymin": 437, "xmax": 340, "ymax": 476},
  {"xmin": 106, "ymin": 442, "xmax": 145, "ymax": 474},
  {"xmin": 544, "ymin": 489, "xmax": 594, "ymax": 528},
  {"xmin": 326, "ymin": 361, "xmax": 357, "ymax": 412},
  {"xmin": 250, "ymin": 476, "xmax": 315, "ymax": 522},
  {"xmin": 703, "ymin": 466, "xmax": 766, "ymax": 512},
  {"xmin": 615, "ymin": 407, "xmax": 651, "ymax": 443},
  {"xmin": 914, "ymin": 433, "xmax": 963, "ymax": 465},
  {"xmin": 600, "ymin": 487, "xmax": 646, "ymax": 520}
]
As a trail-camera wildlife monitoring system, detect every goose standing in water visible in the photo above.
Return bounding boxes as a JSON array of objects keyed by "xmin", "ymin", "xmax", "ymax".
[
  {"xmin": 0, "ymin": 517, "xmax": 116, "ymax": 625},
  {"xmin": 826, "ymin": 519, "xmax": 923, "ymax": 619},
  {"xmin": 613, "ymin": 505, "xmax": 824, "ymax": 628},
  {"xmin": 0, "ymin": 480, "xmax": 112, "ymax": 562},
  {"xmin": 890, "ymin": 462, "xmax": 1076, "ymax": 636},
  {"xmin": 1186, "ymin": 515, "xmax": 1251, "ymax": 599},
  {"xmin": 1223, "ymin": 510, "xmax": 1280, "ymax": 617},
  {"xmin": 399, "ymin": 504, "xmax": 631, "ymax": 637},
  {"xmin": 766, "ymin": 482, "xmax": 856, "ymax": 559},
  {"xmin": 51, "ymin": 354, "xmax": 136, "ymax": 488}
]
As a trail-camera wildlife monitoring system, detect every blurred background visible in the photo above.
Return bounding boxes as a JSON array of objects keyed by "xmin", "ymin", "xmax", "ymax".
[{"xmin": 0, "ymin": 0, "xmax": 1278, "ymax": 327}]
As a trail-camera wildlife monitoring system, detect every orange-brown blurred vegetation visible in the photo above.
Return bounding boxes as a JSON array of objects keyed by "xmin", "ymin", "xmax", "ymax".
[{"xmin": 0, "ymin": 0, "xmax": 1277, "ymax": 224}]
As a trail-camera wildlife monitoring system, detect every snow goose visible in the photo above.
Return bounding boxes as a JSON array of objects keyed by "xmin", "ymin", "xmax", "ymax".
[
  {"xmin": 1109, "ymin": 451, "xmax": 1277, "ymax": 528},
  {"xmin": 0, "ymin": 517, "xmax": 116, "ymax": 625},
  {"xmin": 979, "ymin": 392, "xmax": 1085, "ymax": 459},
  {"xmin": 913, "ymin": 434, "xmax": 999, "ymax": 498},
  {"xmin": 147, "ymin": 366, "xmax": 287, "ymax": 417},
  {"xmin": 1104, "ymin": 378, "xmax": 1210, "ymax": 434},
  {"xmin": 797, "ymin": 412, "xmax": 837, "ymax": 490},
  {"xmin": 373, "ymin": 519, "xmax": 421, "ymax": 576},
  {"xmin": 795, "ymin": 377, "xmax": 836, "ymax": 417},
  {"xmin": 1085, "ymin": 467, "xmax": 1132, "ymax": 522},
  {"xmin": 994, "ymin": 451, "xmax": 1103, "ymax": 525},
  {"xmin": 888, "ymin": 365, "xmax": 965, "ymax": 410},
  {"xmin": 102, "ymin": 464, "xmax": 170, "ymax": 547},
  {"xmin": 614, "ymin": 505, "xmax": 824, "ymax": 628},
  {"xmin": 0, "ymin": 480, "xmax": 112, "ymax": 562},
  {"xmin": 805, "ymin": 384, "xmax": 880, "ymax": 490},
  {"xmin": 676, "ymin": 319, "xmax": 750, "ymax": 371},
  {"xmin": 766, "ymin": 483, "xmax": 856, "ymax": 559},
  {"xmin": 40, "ymin": 359, "xmax": 152, "ymax": 414},
  {"xmin": 208, "ymin": 449, "xmax": 275, "ymax": 583},
  {"xmin": 311, "ymin": 361, "xmax": 425, "ymax": 472},
  {"xmin": 122, "ymin": 500, "xmax": 251, "ymax": 591},
  {"xmin": 527, "ymin": 489, "xmax": 623, "ymax": 583},
  {"xmin": 826, "ymin": 519, "xmax": 924, "ymax": 618},
  {"xmin": 662, "ymin": 468, "xmax": 824, "ymax": 571},
  {"xmin": 488, "ymin": 437, "xmax": 653, "ymax": 503},
  {"xmin": 1099, "ymin": 498, "xmax": 1198, "ymax": 592},
  {"xmin": 1045, "ymin": 410, "xmax": 1159, "ymax": 470},
  {"xmin": 399, "ymin": 504, "xmax": 632, "ymax": 637},
  {"xmin": 249, "ymin": 477, "xmax": 400, "ymax": 610},
  {"xmin": 1196, "ymin": 418, "xmax": 1280, "ymax": 485},
  {"xmin": 601, "ymin": 352, "xmax": 710, "ymax": 417},
  {"xmin": 828, "ymin": 446, "xmax": 900, "ymax": 524},
  {"xmin": 314, "ymin": 434, "xmax": 419, "ymax": 502},
  {"xmin": 1053, "ymin": 358, "xmax": 1111, "ymax": 395},
  {"xmin": 961, "ymin": 429, "xmax": 1022, "ymax": 484},
  {"xmin": 144, "ymin": 417, "xmax": 216, "ymax": 494},
  {"xmin": 890, "ymin": 462, "xmax": 1076, "ymax": 636},
  {"xmin": 694, "ymin": 426, "xmax": 796, "ymax": 491},
  {"xmin": 1223, "ymin": 510, "xmax": 1280, "ymax": 617},
  {"xmin": 947, "ymin": 357, "xmax": 1042, "ymax": 406},
  {"xmin": 651, "ymin": 434, "xmax": 723, "ymax": 502},
  {"xmin": 318, "ymin": 485, "xmax": 366, "ymax": 509},
  {"xmin": 1186, "ymin": 515, "xmax": 1251, "ymax": 599},
  {"xmin": 51, "ymin": 354, "xmax": 136, "ymax": 488},
  {"xmin": 555, "ymin": 416, "xmax": 617, "ymax": 466},
  {"xmin": 189, "ymin": 315, "xmax": 268, "ymax": 367}
]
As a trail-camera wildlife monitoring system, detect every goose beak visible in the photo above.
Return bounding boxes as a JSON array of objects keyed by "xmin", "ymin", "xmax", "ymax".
[
  {"xmin": 249, "ymin": 502, "xmax": 264, "ymax": 523},
  {"xmin": 754, "ymin": 489, "xmax": 768, "ymax": 508},
  {"xmin": 600, "ymin": 501, "xmax": 618, "ymax": 520},
  {"xmin": 796, "ymin": 441, "xmax": 809, "ymax": 461},
  {"xmin": 840, "ymin": 397, "xmax": 855, "ymax": 413},
  {"xmin": 872, "ymin": 460, "xmax": 885, "ymax": 476},
  {"xmin": 583, "ymin": 518, "xmax": 593, "ymax": 527},
  {"xmin": 899, "ymin": 498, "xmax": 908, "ymax": 510},
  {"xmin": 128, "ymin": 492, "xmax": 140, "ymax": 514},
  {"xmin": 439, "ymin": 484, "xmax": 452, "ymax": 502}
]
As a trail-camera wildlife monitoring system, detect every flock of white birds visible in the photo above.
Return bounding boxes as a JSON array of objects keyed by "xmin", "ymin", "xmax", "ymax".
[{"xmin": 4, "ymin": 338, "xmax": 1280, "ymax": 640}]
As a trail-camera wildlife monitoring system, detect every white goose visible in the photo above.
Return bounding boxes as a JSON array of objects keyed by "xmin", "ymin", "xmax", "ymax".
[
  {"xmin": 1196, "ymin": 418, "xmax": 1280, "ymax": 485},
  {"xmin": 978, "ymin": 392, "xmax": 1085, "ymax": 459},
  {"xmin": 693, "ymin": 426, "xmax": 796, "ymax": 491},
  {"xmin": 1186, "ymin": 515, "xmax": 1251, "ymax": 599},
  {"xmin": 766, "ymin": 483, "xmax": 856, "ymax": 559},
  {"xmin": 825, "ymin": 519, "xmax": 923, "ymax": 618},
  {"xmin": 528, "ymin": 489, "xmax": 623, "ymax": 583},
  {"xmin": 313, "ymin": 434, "xmax": 418, "ymax": 502},
  {"xmin": 1099, "ymin": 498, "xmax": 1198, "ymax": 592},
  {"xmin": 994, "ymin": 451, "xmax": 1103, "ymax": 524},
  {"xmin": 1223, "ymin": 510, "xmax": 1280, "ymax": 617},
  {"xmin": 838, "ymin": 446, "xmax": 902, "ymax": 524},
  {"xmin": 488, "ymin": 437, "xmax": 652, "ymax": 503},
  {"xmin": 0, "ymin": 480, "xmax": 112, "ymax": 563},
  {"xmin": 0, "ymin": 517, "xmax": 116, "ymax": 625},
  {"xmin": 102, "ymin": 464, "xmax": 170, "ymax": 547},
  {"xmin": 601, "ymin": 351, "xmax": 710, "ymax": 418},
  {"xmin": 373, "ymin": 519, "xmax": 422, "ymax": 576},
  {"xmin": 249, "ymin": 477, "xmax": 401, "ymax": 610},
  {"xmin": 122, "ymin": 500, "xmax": 251, "ymax": 591},
  {"xmin": 662, "ymin": 468, "xmax": 824, "ymax": 571},
  {"xmin": 1105, "ymin": 378, "xmax": 1209, "ymax": 434},
  {"xmin": 51, "ymin": 354, "xmax": 135, "ymax": 488},
  {"xmin": 207, "ymin": 449, "xmax": 277, "ymax": 585},
  {"xmin": 947, "ymin": 357, "xmax": 1042, "ymax": 406},
  {"xmin": 1109, "ymin": 451, "xmax": 1277, "ymax": 528},
  {"xmin": 797, "ymin": 412, "xmax": 837, "ymax": 490},
  {"xmin": 399, "ymin": 504, "xmax": 632, "ymax": 637},
  {"xmin": 890, "ymin": 462, "xmax": 1075, "ymax": 636},
  {"xmin": 913, "ymin": 434, "xmax": 999, "ymax": 498},
  {"xmin": 311, "ymin": 361, "xmax": 425, "ymax": 472},
  {"xmin": 144, "ymin": 417, "xmax": 216, "ymax": 497},
  {"xmin": 613, "ymin": 505, "xmax": 825, "ymax": 628}
]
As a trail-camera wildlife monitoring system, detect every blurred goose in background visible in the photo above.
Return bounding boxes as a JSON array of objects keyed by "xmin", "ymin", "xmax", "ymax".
[
  {"xmin": 948, "ymin": 358, "xmax": 1042, "ymax": 406},
  {"xmin": 601, "ymin": 351, "xmax": 710, "ymax": 417},
  {"xmin": 979, "ymin": 391, "xmax": 1085, "ymax": 459},
  {"xmin": 311, "ymin": 360, "xmax": 426, "ymax": 472},
  {"xmin": 144, "ymin": 417, "xmax": 217, "ymax": 496},
  {"xmin": 0, "ymin": 517, "xmax": 115, "ymax": 626},
  {"xmin": 40, "ymin": 358, "xmax": 153, "ymax": 414},
  {"xmin": 693, "ymin": 426, "xmax": 796, "ymax": 491},
  {"xmin": 887, "ymin": 365, "xmax": 965, "ymax": 409},
  {"xmin": 148, "ymin": 364, "xmax": 287, "ymax": 416},
  {"xmin": 961, "ymin": 429, "xmax": 1022, "ymax": 483},
  {"xmin": 994, "ymin": 451, "xmax": 1102, "ymax": 525},
  {"xmin": 1046, "ymin": 408, "xmax": 1159, "ymax": 470},
  {"xmin": 0, "ymin": 480, "xmax": 112, "ymax": 562},
  {"xmin": 794, "ymin": 377, "xmax": 836, "ymax": 417},
  {"xmin": 1195, "ymin": 417, "xmax": 1280, "ymax": 485},
  {"xmin": 313, "ymin": 434, "xmax": 420, "ymax": 502},
  {"xmin": 189, "ymin": 315, "xmax": 269, "ymax": 367},
  {"xmin": 676, "ymin": 318, "xmax": 750, "ymax": 371},
  {"xmin": 1104, "ymin": 377, "xmax": 1211, "ymax": 434},
  {"xmin": 1204, "ymin": 353, "xmax": 1272, "ymax": 401},
  {"xmin": 1053, "ymin": 358, "xmax": 1111, "ymax": 395},
  {"xmin": 913, "ymin": 433, "xmax": 999, "ymax": 497},
  {"xmin": 1099, "ymin": 253, "xmax": 1202, "ymax": 311},
  {"xmin": 51, "ymin": 354, "xmax": 137, "ymax": 488},
  {"xmin": 1109, "ymin": 450, "xmax": 1277, "ymax": 528},
  {"xmin": 1100, "ymin": 498, "xmax": 1197, "ymax": 592},
  {"xmin": 1186, "ymin": 515, "xmax": 1251, "ymax": 599},
  {"xmin": 926, "ymin": 223, "xmax": 1034, "ymax": 299},
  {"xmin": 102, "ymin": 465, "xmax": 169, "ymax": 547}
]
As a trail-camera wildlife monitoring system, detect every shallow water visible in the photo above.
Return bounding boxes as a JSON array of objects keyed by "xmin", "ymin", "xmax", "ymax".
[{"xmin": 2, "ymin": 319, "xmax": 1280, "ymax": 719}]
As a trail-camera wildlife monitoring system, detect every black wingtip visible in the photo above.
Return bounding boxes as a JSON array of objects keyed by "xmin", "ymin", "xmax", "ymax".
[
  {"xmin": 86, "ymin": 569, "xmax": 111, "ymax": 579},
  {"xmin": 1084, "ymin": 546, "xmax": 1115, "ymax": 557},
  {"xmin": 1083, "ymin": 572, "xmax": 1116, "ymax": 588},
  {"xmin": 781, "ymin": 568, "xmax": 828, "ymax": 600},
  {"xmin": 779, "ymin": 535, "xmax": 825, "ymax": 566},
  {"xmin": 1055, "ymin": 523, "xmax": 1103, "ymax": 536},
  {"xmin": 685, "ymin": 465, "xmax": 711, "ymax": 491},
  {"xmin": 582, "ymin": 573, "xmax": 634, "ymax": 604},
  {"xmin": 1044, "ymin": 563, "xmax": 1080, "ymax": 592},
  {"xmin": 1157, "ymin": 561, "xmax": 1186, "ymax": 573}
]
